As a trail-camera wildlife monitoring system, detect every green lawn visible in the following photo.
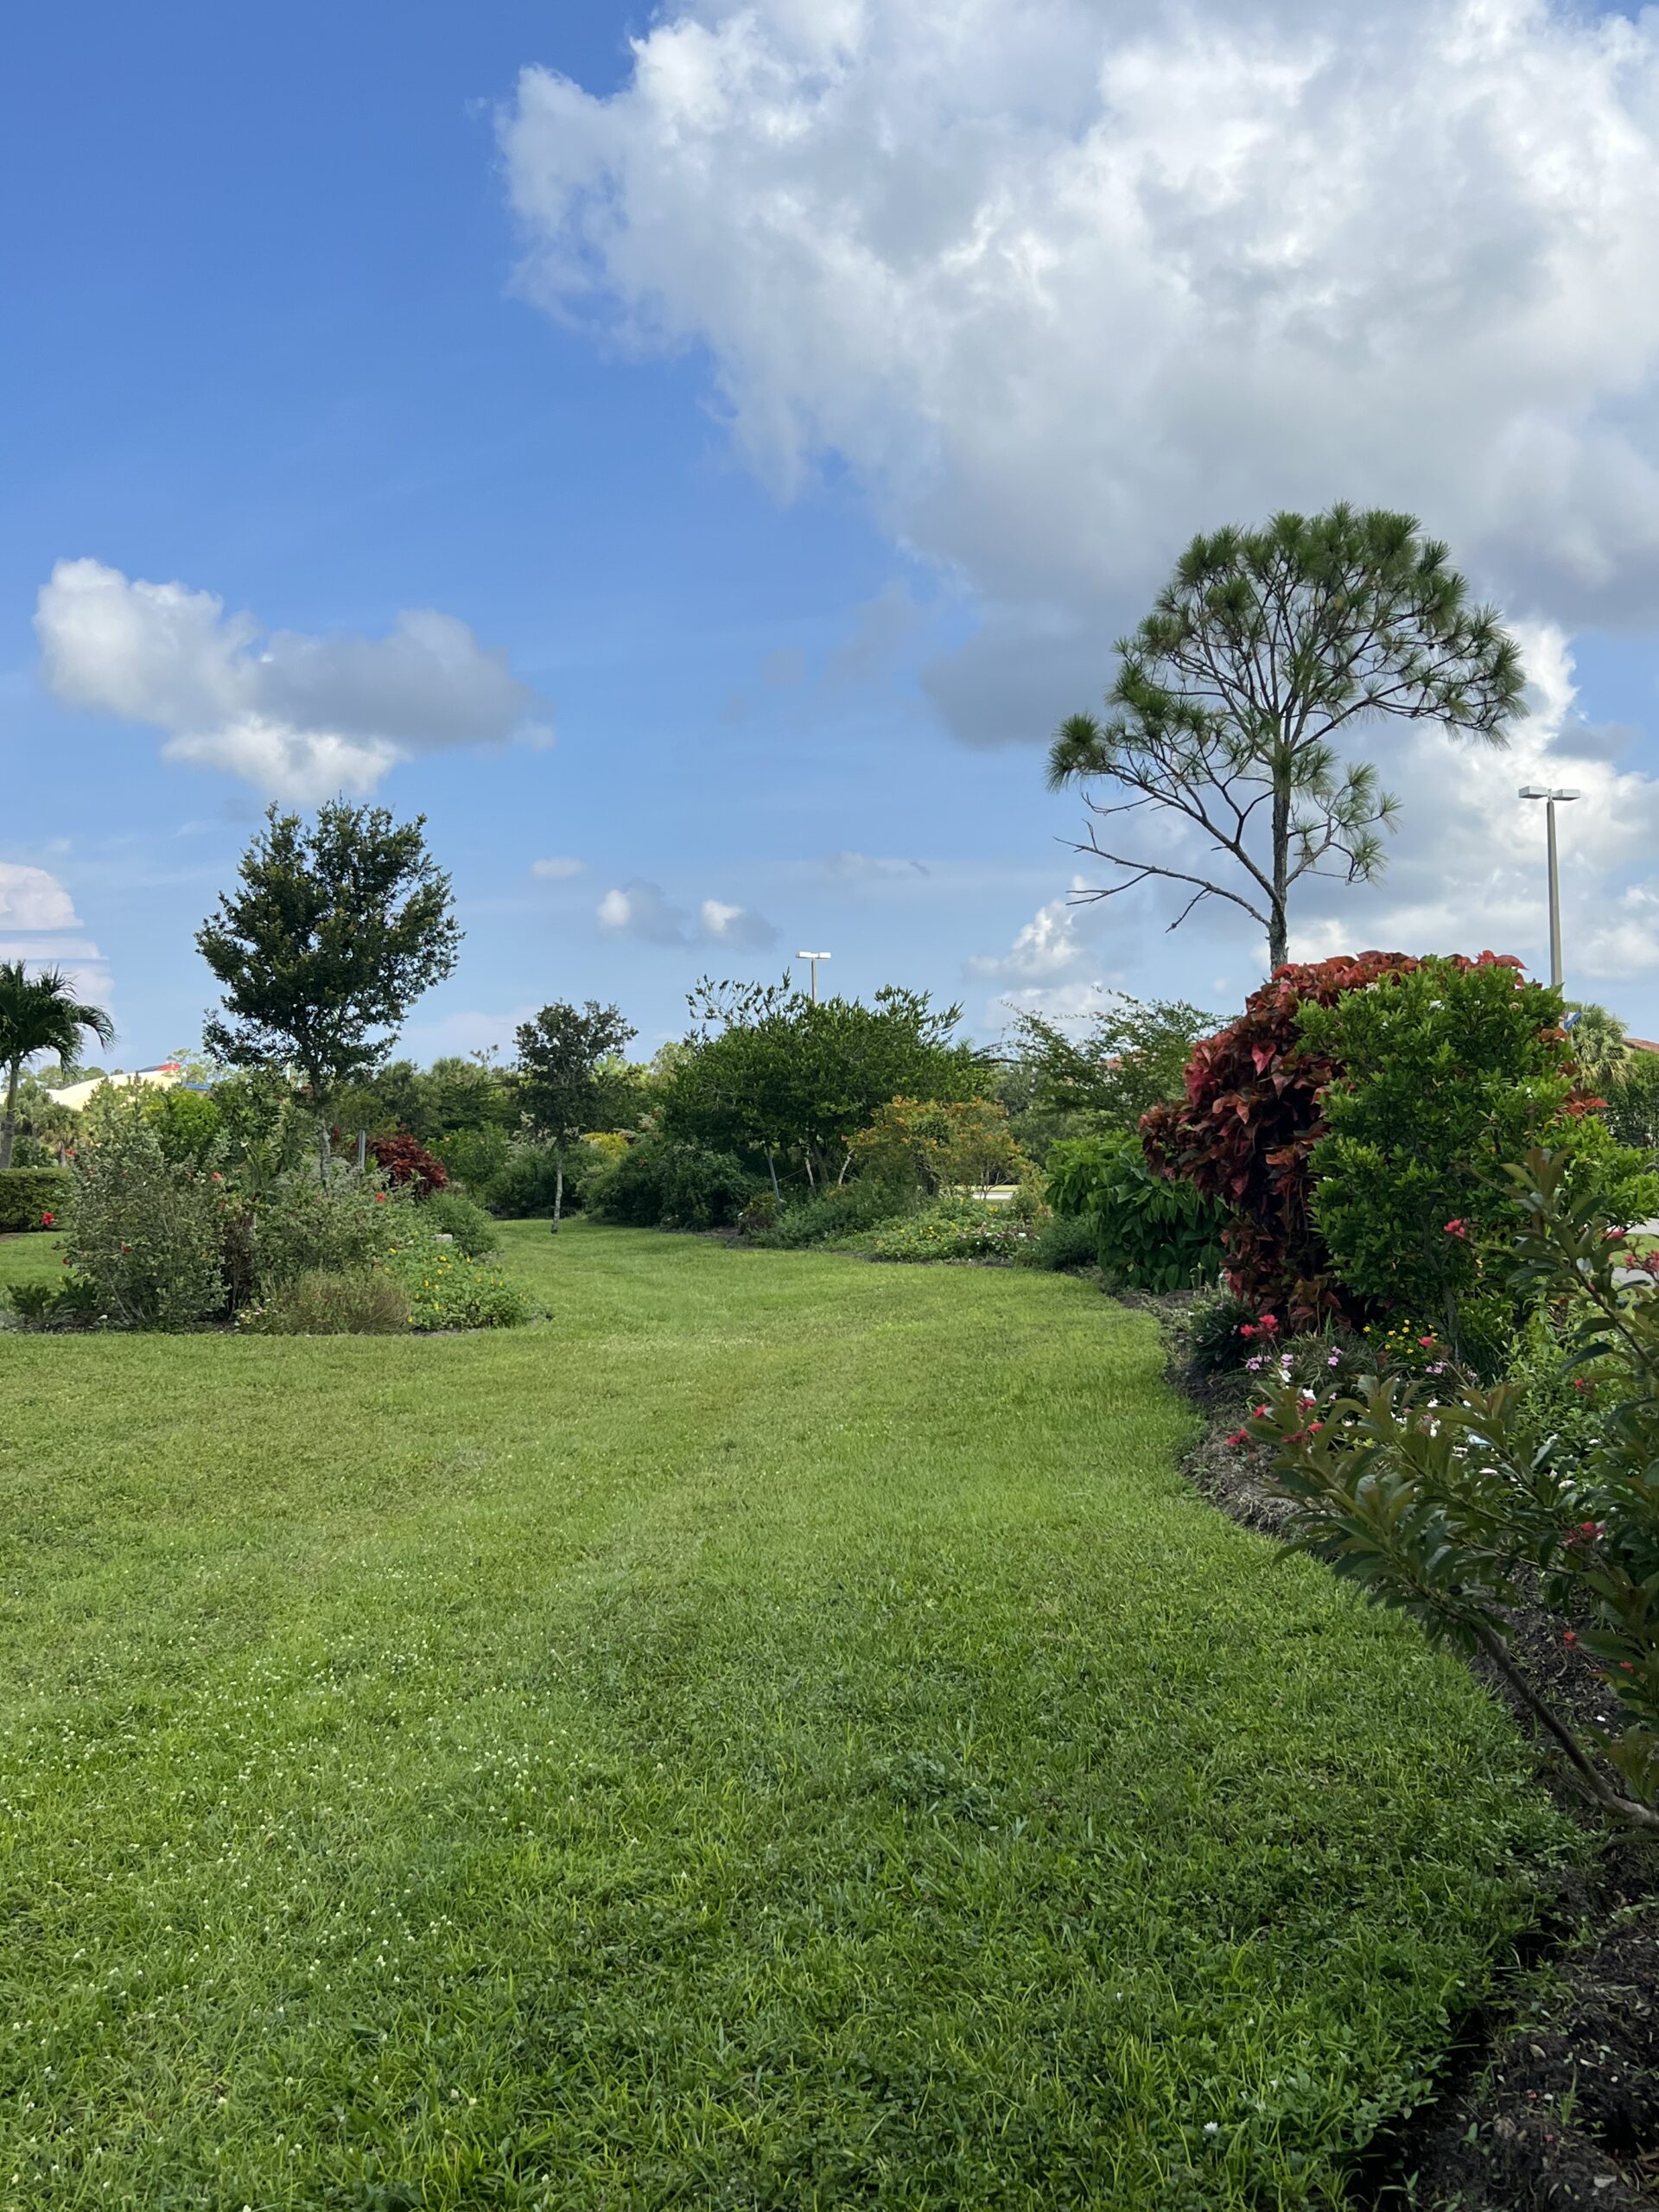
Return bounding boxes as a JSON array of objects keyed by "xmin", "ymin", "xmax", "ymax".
[{"xmin": 0, "ymin": 1223, "xmax": 1569, "ymax": 2209}]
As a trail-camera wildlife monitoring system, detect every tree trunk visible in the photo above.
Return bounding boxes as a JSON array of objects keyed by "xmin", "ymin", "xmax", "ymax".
[
  {"xmin": 0, "ymin": 1056, "xmax": 19, "ymax": 1172},
  {"xmin": 316, "ymin": 1110, "xmax": 332, "ymax": 1187},
  {"xmin": 1268, "ymin": 752, "xmax": 1291, "ymax": 971},
  {"xmin": 766, "ymin": 1148, "xmax": 780, "ymax": 1203},
  {"xmin": 550, "ymin": 1141, "xmax": 563, "ymax": 1233},
  {"xmin": 836, "ymin": 1149, "xmax": 853, "ymax": 1187}
]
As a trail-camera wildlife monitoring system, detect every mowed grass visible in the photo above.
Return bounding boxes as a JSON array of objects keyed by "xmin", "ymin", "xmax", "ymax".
[{"xmin": 0, "ymin": 1223, "xmax": 1569, "ymax": 2210}]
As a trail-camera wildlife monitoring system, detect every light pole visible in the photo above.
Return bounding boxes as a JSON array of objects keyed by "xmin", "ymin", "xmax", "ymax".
[
  {"xmin": 796, "ymin": 950, "xmax": 831, "ymax": 1005},
  {"xmin": 1518, "ymin": 785, "xmax": 1580, "ymax": 992}
]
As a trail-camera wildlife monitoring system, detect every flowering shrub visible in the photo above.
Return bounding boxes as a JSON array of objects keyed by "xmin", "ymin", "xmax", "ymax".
[
  {"xmin": 387, "ymin": 1241, "xmax": 531, "ymax": 1330},
  {"xmin": 1248, "ymin": 1147, "xmax": 1659, "ymax": 1832},
  {"xmin": 66, "ymin": 1104, "xmax": 229, "ymax": 1328},
  {"xmin": 248, "ymin": 1169, "xmax": 416, "ymax": 1294},
  {"xmin": 0, "ymin": 1166, "xmax": 72, "ymax": 1233},
  {"xmin": 367, "ymin": 1131, "xmax": 448, "ymax": 1197},
  {"xmin": 1302, "ymin": 957, "xmax": 1655, "ymax": 1364},
  {"xmin": 863, "ymin": 1193, "xmax": 1037, "ymax": 1263}
]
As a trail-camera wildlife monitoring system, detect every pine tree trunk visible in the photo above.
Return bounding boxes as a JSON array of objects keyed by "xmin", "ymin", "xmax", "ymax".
[
  {"xmin": 1268, "ymin": 766, "xmax": 1291, "ymax": 972},
  {"xmin": 0, "ymin": 1056, "xmax": 20, "ymax": 1172},
  {"xmin": 550, "ymin": 1143, "xmax": 563, "ymax": 1233}
]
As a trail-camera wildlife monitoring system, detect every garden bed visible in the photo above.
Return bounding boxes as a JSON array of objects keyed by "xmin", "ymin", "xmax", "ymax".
[{"xmin": 1154, "ymin": 1294, "xmax": 1659, "ymax": 2207}]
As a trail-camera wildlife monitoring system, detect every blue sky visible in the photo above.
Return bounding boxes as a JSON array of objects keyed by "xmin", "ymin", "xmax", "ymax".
[{"xmin": 8, "ymin": 0, "xmax": 1659, "ymax": 1065}]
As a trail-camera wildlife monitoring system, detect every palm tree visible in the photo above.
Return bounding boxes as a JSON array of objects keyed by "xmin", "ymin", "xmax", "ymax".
[{"xmin": 0, "ymin": 963, "xmax": 116, "ymax": 1171}]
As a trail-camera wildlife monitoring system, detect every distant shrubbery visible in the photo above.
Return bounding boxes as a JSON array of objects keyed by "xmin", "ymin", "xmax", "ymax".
[
  {"xmin": 6, "ymin": 1084, "xmax": 529, "ymax": 1337},
  {"xmin": 585, "ymin": 1135, "xmax": 760, "ymax": 1230},
  {"xmin": 0, "ymin": 1166, "xmax": 71, "ymax": 1233}
]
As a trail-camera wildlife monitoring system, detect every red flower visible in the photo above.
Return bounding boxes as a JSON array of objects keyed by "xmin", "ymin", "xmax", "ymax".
[
  {"xmin": 1563, "ymin": 1630, "xmax": 1578, "ymax": 1646},
  {"xmin": 1251, "ymin": 1405, "xmax": 1270, "ymax": 1421},
  {"xmin": 38, "ymin": 1210, "xmax": 54, "ymax": 1227},
  {"xmin": 1417, "ymin": 1335, "xmax": 1435, "ymax": 1348},
  {"xmin": 1259, "ymin": 1314, "xmax": 1280, "ymax": 1332},
  {"xmin": 1239, "ymin": 1324, "xmax": 1257, "ymax": 1339},
  {"xmin": 1444, "ymin": 1217, "xmax": 1469, "ymax": 1239},
  {"xmin": 373, "ymin": 1192, "xmax": 388, "ymax": 1204},
  {"xmin": 1621, "ymin": 1662, "xmax": 1636, "ymax": 1674},
  {"xmin": 1224, "ymin": 1428, "xmax": 1249, "ymax": 1448}
]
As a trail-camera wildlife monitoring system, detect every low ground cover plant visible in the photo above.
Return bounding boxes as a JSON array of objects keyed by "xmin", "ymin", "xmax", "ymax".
[
  {"xmin": 386, "ymin": 1238, "xmax": 531, "ymax": 1330},
  {"xmin": 862, "ymin": 1191, "xmax": 1037, "ymax": 1262},
  {"xmin": 239, "ymin": 1267, "xmax": 411, "ymax": 1335}
]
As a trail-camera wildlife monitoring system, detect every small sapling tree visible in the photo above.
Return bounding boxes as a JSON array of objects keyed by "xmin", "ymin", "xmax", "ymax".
[
  {"xmin": 513, "ymin": 1000, "xmax": 637, "ymax": 1230},
  {"xmin": 196, "ymin": 801, "xmax": 461, "ymax": 1180}
]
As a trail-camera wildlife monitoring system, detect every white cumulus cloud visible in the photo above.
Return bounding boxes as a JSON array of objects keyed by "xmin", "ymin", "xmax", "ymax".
[
  {"xmin": 0, "ymin": 861, "xmax": 79, "ymax": 931},
  {"xmin": 503, "ymin": 0, "xmax": 1659, "ymax": 742},
  {"xmin": 598, "ymin": 879, "xmax": 779, "ymax": 948},
  {"xmin": 968, "ymin": 892, "xmax": 1088, "ymax": 981},
  {"xmin": 701, "ymin": 897, "xmax": 778, "ymax": 949},
  {"xmin": 35, "ymin": 557, "xmax": 546, "ymax": 802}
]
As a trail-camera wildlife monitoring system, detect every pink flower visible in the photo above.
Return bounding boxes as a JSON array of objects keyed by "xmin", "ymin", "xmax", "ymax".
[
  {"xmin": 38, "ymin": 1210, "xmax": 54, "ymax": 1228},
  {"xmin": 1239, "ymin": 1324, "xmax": 1257, "ymax": 1340},
  {"xmin": 1418, "ymin": 1336, "xmax": 1435, "ymax": 1348},
  {"xmin": 1444, "ymin": 1217, "xmax": 1469, "ymax": 1239},
  {"xmin": 373, "ymin": 1192, "xmax": 387, "ymax": 1204},
  {"xmin": 1224, "ymin": 1428, "xmax": 1249, "ymax": 1448},
  {"xmin": 1259, "ymin": 1314, "xmax": 1280, "ymax": 1333}
]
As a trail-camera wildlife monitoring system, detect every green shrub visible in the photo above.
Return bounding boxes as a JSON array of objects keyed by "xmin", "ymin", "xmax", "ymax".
[
  {"xmin": 423, "ymin": 1190, "xmax": 500, "ymax": 1256},
  {"xmin": 757, "ymin": 1179, "xmax": 913, "ymax": 1249},
  {"xmin": 480, "ymin": 1141, "xmax": 567, "ymax": 1217},
  {"xmin": 863, "ymin": 1194, "xmax": 1034, "ymax": 1263},
  {"xmin": 1012, "ymin": 1211, "xmax": 1100, "ymax": 1272},
  {"xmin": 67, "ymin": 1109, "xmax": 228, "ymax": 1329},
  {"xmin": 1250, "ymin": 1145, "xmax": 1659, "ymax": 1831},
  {"xmin": 1303, "ymin": 957, "xmax": 1658, "ymax": 1364},
  {"xmin": 585, "ymin": 1136, "xmax": 761, "ymax": 1230},
  {"xmin": 1603, "ymin": 1049, "xmax": 1659, "ymax": 1156},
  {"xmin": 250, "ymin": 1170, "xmax": 414, "ymax": 1293},
  {"xmin": 239, "ymin": 1269, "xmax": 410, "ymax": 1336},
  {"xmin": 389, "ymin": 1244, "xmax": 531, "ymax": 1331},
  {"xmin": 141, "ymin": 1085, "xmax": 222, "ymax": 1166},
  {"xmin": 0, "ymin": 1166, "xmax": 71, "ymax": 1232},
  {"xmin": 736, "ymin": 1189, "xmax": 779, "ymax": 1236},
  {"xmin": 435, "ymin": 1123, "xmax": 513, "ymax": 1195},
  {"xmin": 848, "ymin": 1096, "xmax": 1027, "ymax": 1194},
  {"xmin": 1046, "ymin": 1133, "xmax": 1227, "ymax": 1293}
]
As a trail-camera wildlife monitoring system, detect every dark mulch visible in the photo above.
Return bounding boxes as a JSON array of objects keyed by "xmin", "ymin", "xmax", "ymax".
[{"xmin": 1142, "ymin": 1294, "xmax": 1659, "ymax": 2208}]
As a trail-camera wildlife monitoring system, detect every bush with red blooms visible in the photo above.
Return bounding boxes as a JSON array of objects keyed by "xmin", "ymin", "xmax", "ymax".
[
  {"xmin": 368, "ymin": 1131, "xmax": 448, "ymax": 1198},
  {"xmin": 1141, "ymin": 951, "xmax": 1522, "ymax": 1326}
]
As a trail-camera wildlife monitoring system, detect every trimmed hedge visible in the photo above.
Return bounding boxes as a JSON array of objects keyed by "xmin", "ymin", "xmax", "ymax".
[{"xmin": 0, "ymin": 1166, "xmax": 71, "ymax": 1233}]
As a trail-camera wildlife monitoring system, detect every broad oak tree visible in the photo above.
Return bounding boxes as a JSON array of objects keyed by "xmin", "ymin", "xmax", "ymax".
[
  {"xmin": 512, "ymin": 1001, "xmax": 637, "ymax": 1230},
  {"xmin": 1048, "ymin": 505, "xmax": 1525, "ymax": 969},
  {"xmin": 196, "ymin": 801, "xmax": 461, "ymax": 1179}
]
